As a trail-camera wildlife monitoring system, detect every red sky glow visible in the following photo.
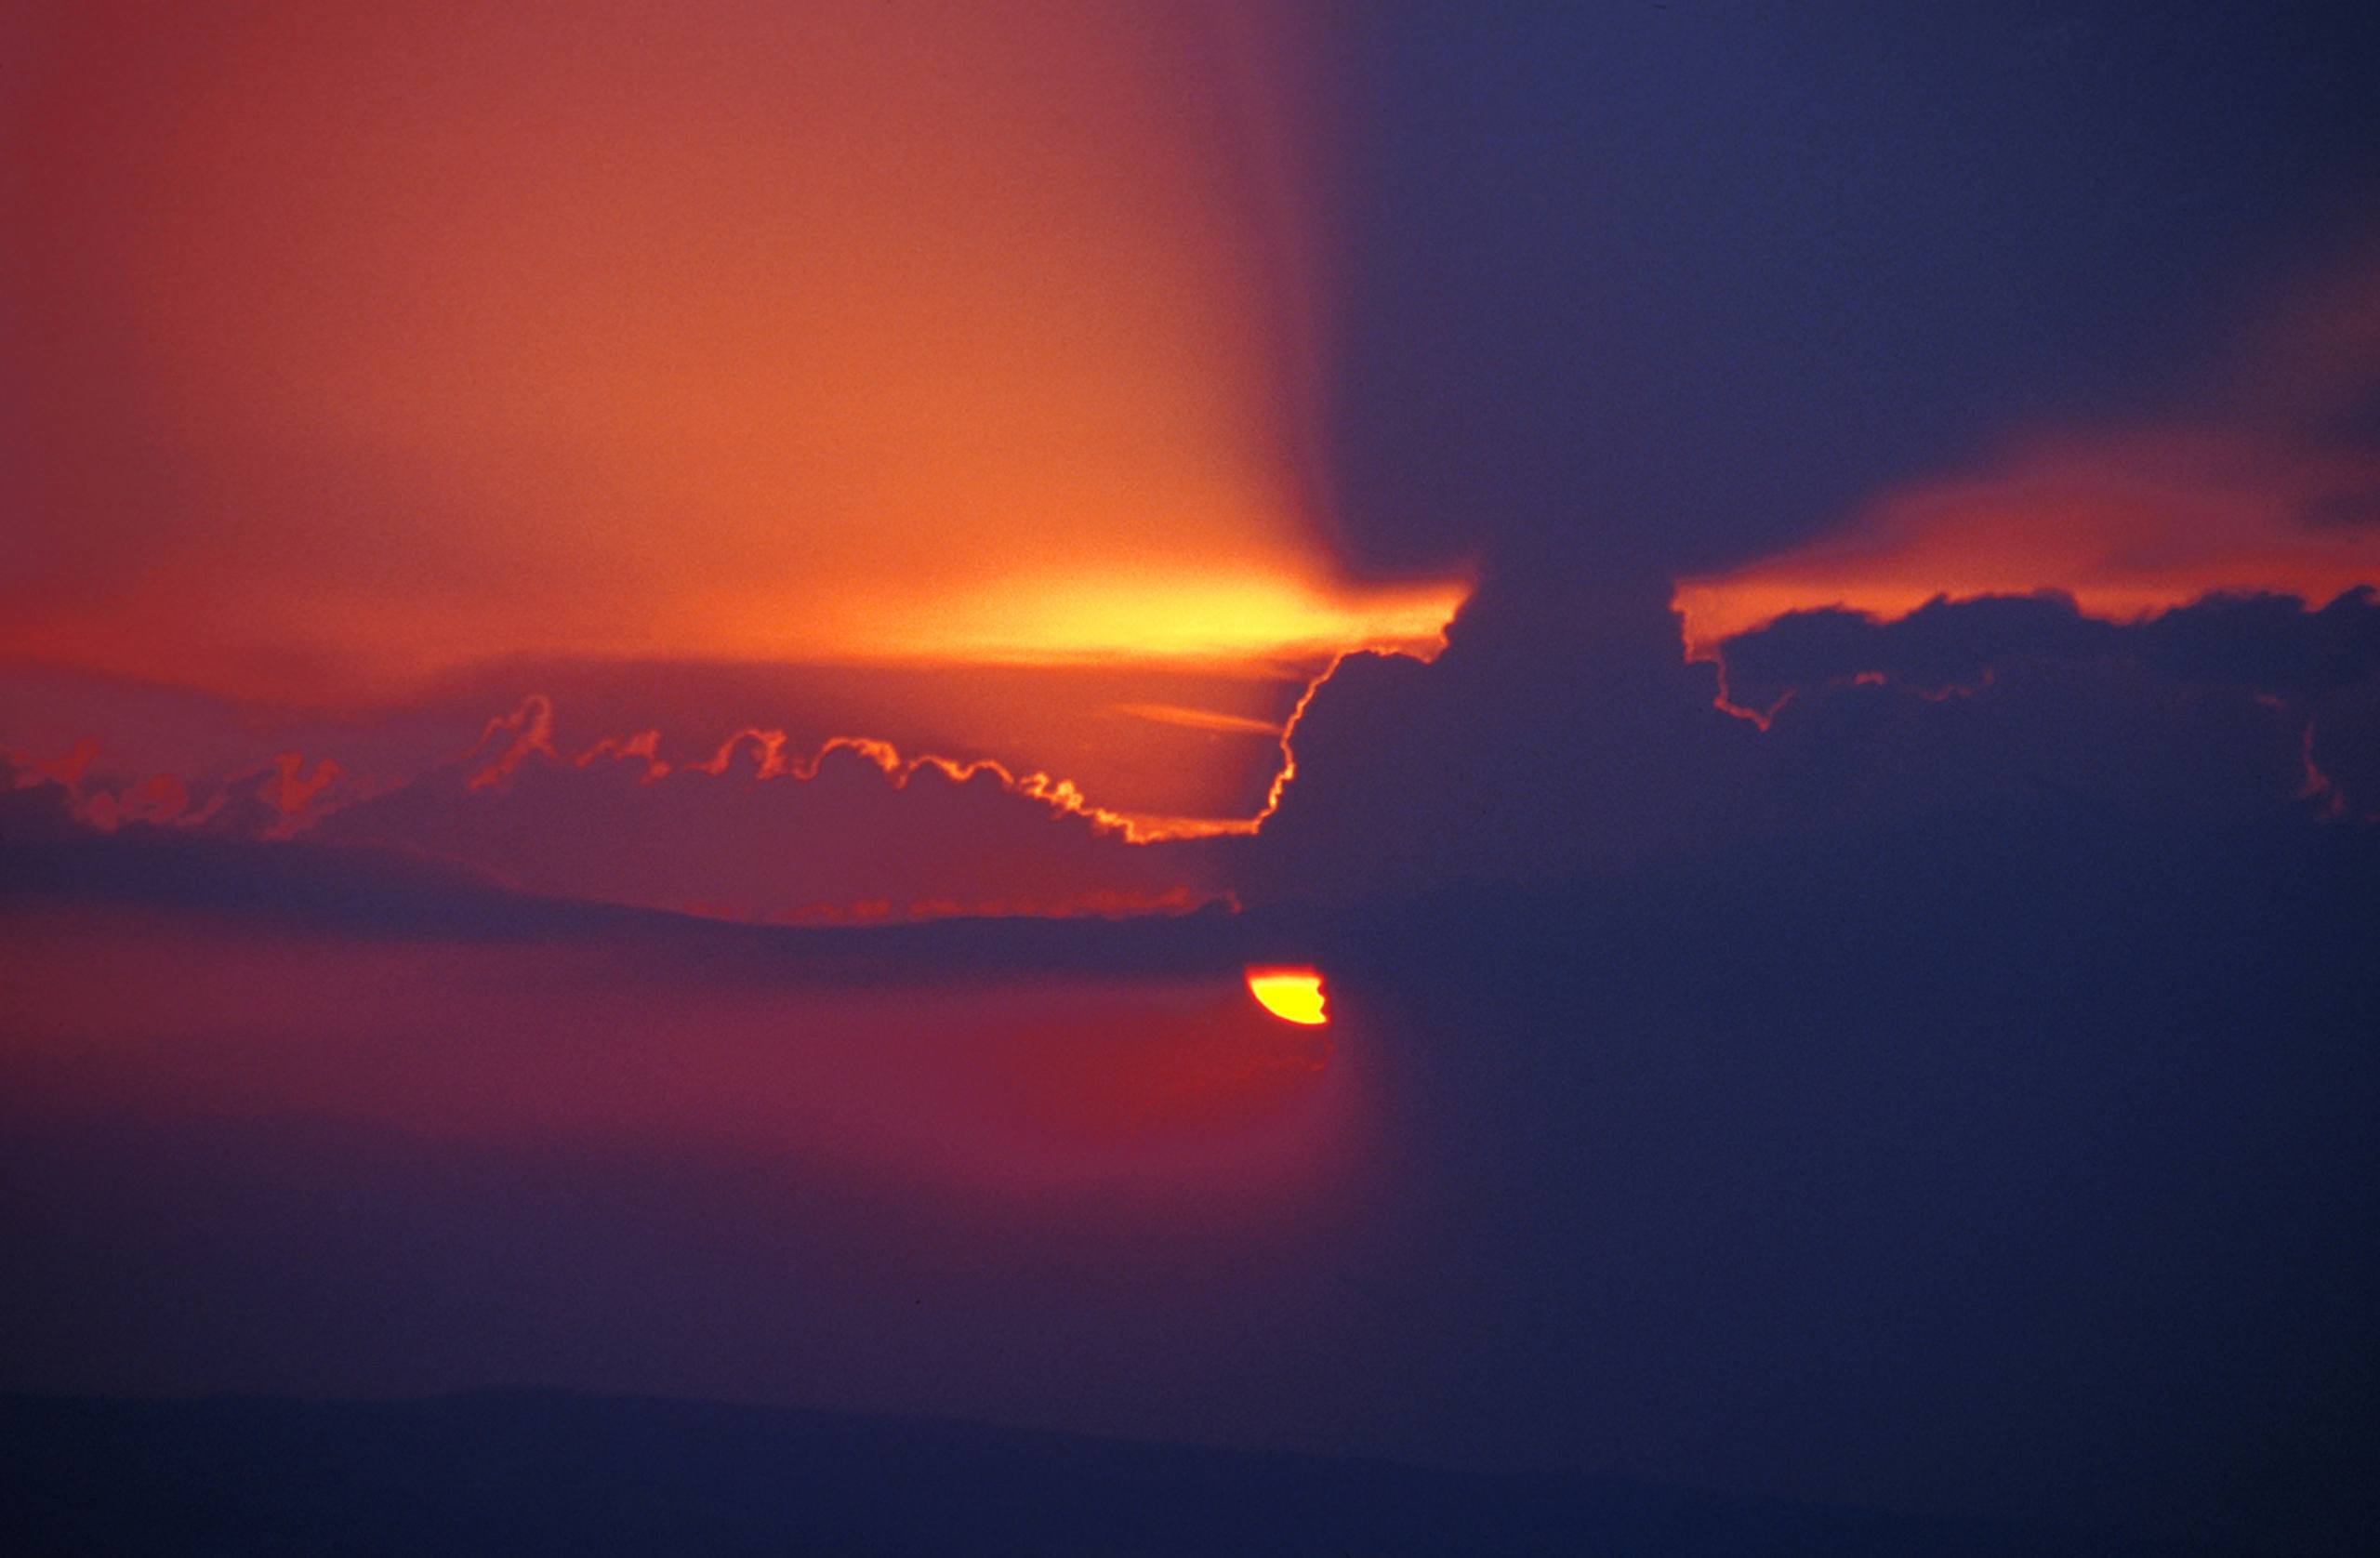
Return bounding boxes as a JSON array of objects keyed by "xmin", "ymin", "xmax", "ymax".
[{"xmin": 6, "ymin": 0, "xmax": 1463, "ymax": 717}]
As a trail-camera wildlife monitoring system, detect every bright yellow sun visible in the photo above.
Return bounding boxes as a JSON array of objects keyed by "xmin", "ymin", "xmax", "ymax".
[{"xmin": 1245, "ymin": 966, "xmax": 1329, "ymax": 1025}]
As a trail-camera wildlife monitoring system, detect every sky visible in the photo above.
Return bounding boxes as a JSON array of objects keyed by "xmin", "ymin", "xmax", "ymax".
[{"xmin": 6, "ymin": 3, "xmax": 2380, "ymax": 1552}]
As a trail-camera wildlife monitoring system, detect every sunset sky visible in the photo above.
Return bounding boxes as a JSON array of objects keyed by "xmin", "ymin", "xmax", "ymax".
[{"xmin": 6, "ymin": 4, "xmax": 2380, "ymax": 1552}]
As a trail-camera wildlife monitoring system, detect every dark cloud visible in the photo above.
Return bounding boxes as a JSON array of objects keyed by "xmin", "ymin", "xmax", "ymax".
[
  {"xmin": 1239, "ymin": 583, "xmax": 2380, "ymax": 904},
  {"xmin": 1715, "ymin": 588, "xmax": 2380, "ymax": 824},
  {"xmin": 1716, "ymin": 588, "xmax": 2380, "ymax": 708},
  {"xmin": 1237, "ymin": 570, "xmax": 1765, "ymax": 899},
  {"xmin": 1714, "ymin": 593, "xmax": 2120, "ymax": 713}
]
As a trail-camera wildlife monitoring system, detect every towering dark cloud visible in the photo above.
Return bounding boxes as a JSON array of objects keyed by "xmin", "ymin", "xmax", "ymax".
[{"xmin": 1240, "ymin": 585, "xmax": 2379, "ymax": 904}]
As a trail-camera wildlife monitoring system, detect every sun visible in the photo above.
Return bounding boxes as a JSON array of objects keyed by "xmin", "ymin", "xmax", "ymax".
[{"xmin": 1245, "ymin": 966, "xmax": 1329, "ymax": 1025}]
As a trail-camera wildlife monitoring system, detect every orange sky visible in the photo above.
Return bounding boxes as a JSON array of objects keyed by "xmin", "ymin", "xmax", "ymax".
[{"xmin": 6, "ymin": 0, "xmax": 1464, "ymax": 700}]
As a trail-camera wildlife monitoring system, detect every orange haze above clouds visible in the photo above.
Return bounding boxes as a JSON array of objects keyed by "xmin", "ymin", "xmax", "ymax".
[
  {"xmin": 1673, "ymin": 257, "xmax": 2380, "ymax": 661},
  {"xmin": 6, "ymin": 0, "xmax": 1466, "ymax": 701}
]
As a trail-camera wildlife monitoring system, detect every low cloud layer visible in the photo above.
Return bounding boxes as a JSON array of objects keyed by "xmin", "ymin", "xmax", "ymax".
[
  {"xmin": 5, "ymin": 685, "xmax": 1232, "ymax": 922},
  {"xmin": 313, "ymin": 696, "xmax": 1221, "ymax": 921}
]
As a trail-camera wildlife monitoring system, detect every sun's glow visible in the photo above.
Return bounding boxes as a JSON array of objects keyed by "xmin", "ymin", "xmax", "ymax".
[
  {"xmin": 1245, "ymin": 966, "xmax": 1329, "ymax": 1025},
  {"xmin": 3, "ymin": 0, "xmax": 1472, "ymax": 704},
  {"xmin": 814, "ymin": 572, "xmax": 1471, "ymax": 668}
]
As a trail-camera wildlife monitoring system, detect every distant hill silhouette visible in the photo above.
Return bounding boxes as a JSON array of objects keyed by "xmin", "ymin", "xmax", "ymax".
[{"xmin": 0, "ymin": 1390, "xmax": 2232, "ymax": 1556}]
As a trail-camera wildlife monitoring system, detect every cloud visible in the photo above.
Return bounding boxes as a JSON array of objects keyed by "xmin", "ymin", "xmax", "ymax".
[
  {"xmin": 1235, "ymin": 572, "xmax": 1766, "ymax": 898},
  {"xmin": 3, "ymin": 728, "xmax": 363, "ymax": 841},
  {"xmin": 1232, "ymin": 573, "xmax": 2380, "ymax": 905},
  {"xmin": 1202, "ymin": 251, "xmax": 2370, "ymax": 904},
  {"xmin": 3, "ymin": 678, "xmax": 1244, "ymax": 923},
  {"xmin": 0, "ymin": 650, "xmax": 1361, "ymax": 919},
  {"xmin": 1712, "ymin": 587, "xmax": 2380, "ymax": 711},
  {"xmin": 303, "ymin": 697, "xmax": 1225, "ymax": 922},
  {"xmin": 1707, "ymin": 588, "xmax": 2380, "ymax": 823},
  {"xmin": 5, "ymin": 640, "xmax": 1414, "ymax": 842}
]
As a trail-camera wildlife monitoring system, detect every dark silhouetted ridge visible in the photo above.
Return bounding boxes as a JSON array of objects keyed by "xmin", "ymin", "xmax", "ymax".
[{"xmin": 0, "ymin": 1390, "xmax": 2234, "ymax": 1556}]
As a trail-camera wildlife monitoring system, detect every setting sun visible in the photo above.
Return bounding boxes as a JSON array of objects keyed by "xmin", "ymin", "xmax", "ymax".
[{"xmin": 1245, "ymin": 966, "xmax": 1329, "ymax": 1025}]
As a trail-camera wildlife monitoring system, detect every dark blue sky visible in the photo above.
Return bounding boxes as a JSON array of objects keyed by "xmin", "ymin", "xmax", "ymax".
[{"xmin": 1327, "ymin": 2, "xmax": 2380, "ymax": 582}]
